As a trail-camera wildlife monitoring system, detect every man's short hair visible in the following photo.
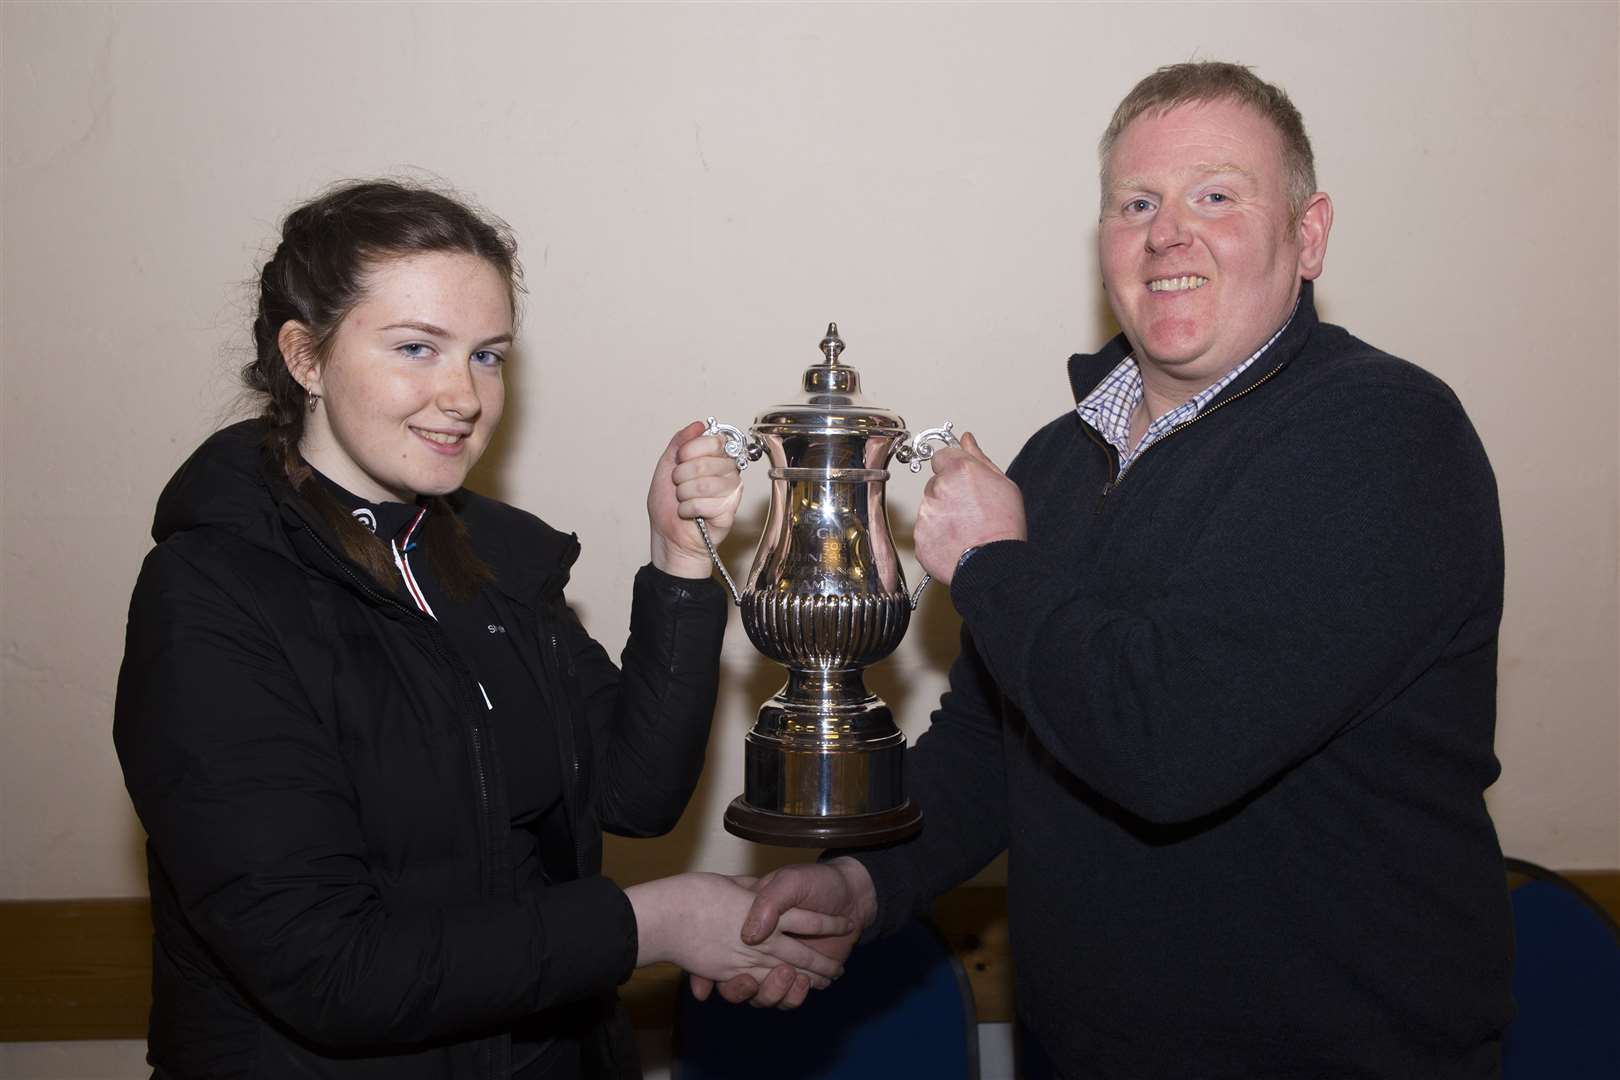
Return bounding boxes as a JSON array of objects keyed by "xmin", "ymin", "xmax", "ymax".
[{"xmin": 1099, "ymin": 61, "xmax": 1317, "ymax": 219}]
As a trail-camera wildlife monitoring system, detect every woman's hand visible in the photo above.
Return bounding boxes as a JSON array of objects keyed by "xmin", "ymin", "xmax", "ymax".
[
  {"xmin": 648, "ymin": 420, "xmax": 744, "ymax": 579},
  {"xmin": 690, "ymin": 856, "xmax": 875, "ymax": 1009},
  {"xmin": 625, "ymin": 872, "xmax": 850, "ymax": 991}
]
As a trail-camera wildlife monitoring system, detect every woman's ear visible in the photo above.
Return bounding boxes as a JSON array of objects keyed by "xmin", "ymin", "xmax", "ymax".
[{"xmin": 277, "ymin": 321, "xmax": 321, "ymax": 396}]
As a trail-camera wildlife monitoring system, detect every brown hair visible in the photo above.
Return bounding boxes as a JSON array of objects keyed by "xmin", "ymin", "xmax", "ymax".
[
  {"xmin": 242, "ymin": 179, "xmax": 523, "ymax": 599},
  {"xmin": 1098, "ymin": 61, "xmax": 1317, "ymax": 219}
]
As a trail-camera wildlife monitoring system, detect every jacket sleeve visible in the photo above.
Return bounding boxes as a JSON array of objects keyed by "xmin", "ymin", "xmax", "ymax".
[
  {"xmin": 945, "ymin": 377, "xmax": 1503, "ymax": 826},
  {"xmin": 114, "ymin": 541, "xmax": 638, "ymax": 1048},
  {"xmin": 847, "ymin": 625, "xmax": 1012, "ymax": 938},
  {"xmin": 561, "ymin": 563, "xmax": 728, "ymax": 837}
]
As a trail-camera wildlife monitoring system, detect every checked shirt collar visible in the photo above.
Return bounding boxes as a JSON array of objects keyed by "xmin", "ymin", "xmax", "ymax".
[{"xmin": 1077, "ymin": 304, "xmax": 1296, "ymax": 478}]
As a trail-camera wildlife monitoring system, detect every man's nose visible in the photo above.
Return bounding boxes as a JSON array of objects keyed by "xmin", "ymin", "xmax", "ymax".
[
  {"xmin": 436, "ymin": 359, "xmax": 483, "ymax": 420},
  {"xmin": 1147, "ymin": 201, "xmax": 1191, "ymax": 253}
]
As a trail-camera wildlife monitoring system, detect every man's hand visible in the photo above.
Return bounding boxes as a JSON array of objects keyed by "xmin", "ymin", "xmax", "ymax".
[
  {"xmin": 688, "ymin": 857, "xmax": 878, "ymax": 1010},
  {"xmin": 626, "ymin": 872, "xmax": 851, "ymax": 989},
  {"xmin": 915, "ymin": 432, "xmax": 1026, "ymax": 585}
]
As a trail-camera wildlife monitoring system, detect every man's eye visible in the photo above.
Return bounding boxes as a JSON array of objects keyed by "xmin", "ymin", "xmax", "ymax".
[
  {"xmin": 1205, "ymin": 192, "xmax": 1228, "ymax": 203},
  {"xmin": 1125, "ymin": 199, "xmax": 1153, "ymax": 214}
]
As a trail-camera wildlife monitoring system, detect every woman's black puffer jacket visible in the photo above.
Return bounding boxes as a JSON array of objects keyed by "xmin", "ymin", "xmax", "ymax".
[{"xmin": 114, "ymin": 420, "xmax": 727, "ymax": 1078}]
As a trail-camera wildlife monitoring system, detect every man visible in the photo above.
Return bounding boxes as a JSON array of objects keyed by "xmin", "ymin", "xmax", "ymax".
[{"xmin": 706, "ymin": 62, "xmax": 1511, "ymax": 1077}]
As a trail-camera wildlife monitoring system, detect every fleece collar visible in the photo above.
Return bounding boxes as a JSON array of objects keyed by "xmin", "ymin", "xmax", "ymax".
[{"xmin": 1067, "ymin": 279, "xmax": 1321, "ymax": 407}]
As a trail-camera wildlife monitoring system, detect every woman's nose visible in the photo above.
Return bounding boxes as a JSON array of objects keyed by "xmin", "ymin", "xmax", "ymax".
[{"xmin": 435, "ymin": 361, "xmax": 482, "ymax": 420}]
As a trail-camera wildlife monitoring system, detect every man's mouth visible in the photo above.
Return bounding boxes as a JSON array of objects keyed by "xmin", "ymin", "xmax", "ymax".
[
  {"xmin": 1148, "ymin": 275, "xmax": 1209, "ymax": 293},
  {"xmin": 411, "ymin": 428, "xmax": 468, "ymax": 445}
]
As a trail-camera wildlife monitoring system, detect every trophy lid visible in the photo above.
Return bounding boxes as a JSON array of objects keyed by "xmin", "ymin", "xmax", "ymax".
[{"xmin": 751, "ymin": 323, "xmax": 908, "ymax": 438}]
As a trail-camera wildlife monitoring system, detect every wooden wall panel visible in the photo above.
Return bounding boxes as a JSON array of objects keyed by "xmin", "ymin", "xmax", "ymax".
[
  {"xmin": 0, "ymin": 900, "xmax": 154, "ymax": 1040},
  {"xmin": 0, "ymin": 892, "xmax": 1021, "ymax": 1039},
  {"xmin": 4, "ymin": 874, "xmax": 1616, "ymax": 1041}
]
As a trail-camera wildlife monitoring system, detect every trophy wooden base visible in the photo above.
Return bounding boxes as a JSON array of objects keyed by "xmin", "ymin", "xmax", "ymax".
[{"xmin": 722, "ymin": 796, "xmax": 922, "ymax": 848}]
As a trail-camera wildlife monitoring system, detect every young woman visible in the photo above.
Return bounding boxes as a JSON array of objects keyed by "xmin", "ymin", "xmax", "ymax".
[{"xmin": 113, "ymin": 181, "xmax": 842, "ymax": 1079}]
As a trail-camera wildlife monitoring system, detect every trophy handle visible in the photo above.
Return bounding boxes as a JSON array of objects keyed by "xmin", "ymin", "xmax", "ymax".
[
  {"xmin": 893, "ymin": 421, "xmax": 961, "ymax": 609},
  {"xmin": 895, "ymin": 421, "xmax": 958, "ymax": 473},
  {"xmin": 695, "ymin": 417, "xmax": 763, "ymax": 607}
]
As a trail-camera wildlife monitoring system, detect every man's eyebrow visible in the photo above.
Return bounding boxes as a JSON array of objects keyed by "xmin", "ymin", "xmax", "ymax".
[
  {"xmin": 1107, "ymin": 162, "xmax": 1256, "ymax": 193},
  {"xmin": 1190, "ymin": 161, "xmax": 1255, "ymax": 180},
  {"xmin": 379, "ymin": 321, "xmax": 513, "ymax": 349}
]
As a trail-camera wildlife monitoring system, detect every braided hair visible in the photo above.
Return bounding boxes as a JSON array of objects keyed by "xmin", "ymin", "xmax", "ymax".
[{"xmin": 242, "ymin": 180, "xmax": 523, "ymax": 597}]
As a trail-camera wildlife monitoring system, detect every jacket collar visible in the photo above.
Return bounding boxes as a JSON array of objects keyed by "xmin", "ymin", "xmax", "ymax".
[
  {"xmin": 312, "ymin": 470, "xmax": 427, "ymax": 549},
  {"xmin": 153, "ymin": 418, "xmax": 580, "ymax": 607},
  {"xmin": 1067, "ymin": 279, "xmax": 1320, "ymax": 407}
]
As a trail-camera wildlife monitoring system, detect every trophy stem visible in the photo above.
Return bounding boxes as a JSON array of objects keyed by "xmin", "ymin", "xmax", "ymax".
[{"xmin": 723, "ymin": 668, "xmax": 923, "ymax": 848}]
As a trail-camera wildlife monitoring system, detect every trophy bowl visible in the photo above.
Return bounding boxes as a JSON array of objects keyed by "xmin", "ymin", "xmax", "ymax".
[{"xmin": 698, "ymin": 323, "xmax": 956, "ymax": 847}]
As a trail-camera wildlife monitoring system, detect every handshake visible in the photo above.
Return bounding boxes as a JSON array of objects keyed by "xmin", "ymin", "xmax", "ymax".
[{"xmin": 625, "ymin": 856, "xmax": 878, "ymax": 1009}]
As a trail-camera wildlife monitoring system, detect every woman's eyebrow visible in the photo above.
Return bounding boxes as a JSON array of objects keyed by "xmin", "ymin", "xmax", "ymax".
[
  {"xmin": 378, "ymin": 321, "xmax": 512, "ymax": 349},
  {"xmin": 379, "ymin": 320, "xmax": 450, "ymax": 336}
]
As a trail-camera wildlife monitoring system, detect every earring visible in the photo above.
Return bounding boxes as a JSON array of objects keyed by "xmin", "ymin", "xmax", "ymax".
[{"xmin": 307, "ymin": 392, "xmax": 320, "ymax": 414}]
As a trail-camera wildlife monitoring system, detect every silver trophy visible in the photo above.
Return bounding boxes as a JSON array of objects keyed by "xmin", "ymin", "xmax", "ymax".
[{"xmin": 698, "ymin": 323, "xmax": 957, "ymax": 847}]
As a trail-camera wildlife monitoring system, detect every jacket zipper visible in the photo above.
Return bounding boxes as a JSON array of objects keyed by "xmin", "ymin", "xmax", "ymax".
[
  {"xmin": 1089, "ymin": 359, "xmax": 1287, "ymax": 509},
  {"xmin": 300, "ymin": 525, "xmax": 513, "ymax": 1080},
  {"xmin": 300, "ymin": 528, "xmax": 499, "ymax": 892},
  {"xmin": 544, "ymin": 628, "xmax": 590, "ymax": 879}
]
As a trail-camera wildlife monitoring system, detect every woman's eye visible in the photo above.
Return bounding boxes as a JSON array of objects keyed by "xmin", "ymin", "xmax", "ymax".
[
  {"xmin": 398, "ymin": 342, "xmax": 432, "ymax": 358},
  {"xmin": 472, "ymin": 349, "xmax": 504, "ymax": 367}
]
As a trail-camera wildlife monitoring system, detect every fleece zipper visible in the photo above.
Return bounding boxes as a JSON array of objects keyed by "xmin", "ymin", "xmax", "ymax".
[{"xmin": 1084, "ymin": 356, "xmax": 1289, "ymax": 512}]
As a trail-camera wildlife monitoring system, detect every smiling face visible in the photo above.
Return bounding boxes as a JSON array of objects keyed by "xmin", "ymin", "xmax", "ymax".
[
  {"xmin": 291, "ymin": 251, "xmax": 513, "ymax": 503},
  {"xmin": 1099, "ymin": 98, "xmax": 1331, "ymax": 396}
]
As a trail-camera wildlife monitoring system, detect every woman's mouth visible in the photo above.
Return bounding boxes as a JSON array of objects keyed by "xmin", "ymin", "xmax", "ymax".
[{"xmin": 411, "ymin": 427, "xmax": 469, "ymax": 452}]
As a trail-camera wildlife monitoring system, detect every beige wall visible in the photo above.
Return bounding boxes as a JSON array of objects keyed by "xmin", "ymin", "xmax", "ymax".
[{"xmin": 2, "ymin": 1, "xmax": 1616, "ymax": 917}]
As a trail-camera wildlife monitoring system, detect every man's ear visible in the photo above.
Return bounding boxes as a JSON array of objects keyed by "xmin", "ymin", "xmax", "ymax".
[
  {"xmin": 277, "ymin": 321, "xmax": 321, "ymax": 395},
  {"xmin": 1295, "ymin": 192, "xmax": 1333, "ymax": 282}
]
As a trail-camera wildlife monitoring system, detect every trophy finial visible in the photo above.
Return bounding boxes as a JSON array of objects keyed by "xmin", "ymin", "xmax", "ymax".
[{"xmin": 819, "ymin": 322, "xmax": 845, "ymax": 365}]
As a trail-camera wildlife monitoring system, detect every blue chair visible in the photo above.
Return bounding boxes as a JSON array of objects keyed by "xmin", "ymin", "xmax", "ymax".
[
  {"xmin": 672, "ymin": 917, "xmax": 980, "ymax": 1080},
  {"xmin": 1502, "ymin": 857, "xmax": 1620, "ymax": 1078}
]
